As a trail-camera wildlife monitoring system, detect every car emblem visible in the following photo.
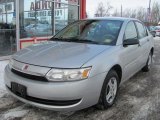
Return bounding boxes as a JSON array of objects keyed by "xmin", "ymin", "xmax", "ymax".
[{"xmin": 22, "ymin": 64, "xmax": 29, "ymax": 71}]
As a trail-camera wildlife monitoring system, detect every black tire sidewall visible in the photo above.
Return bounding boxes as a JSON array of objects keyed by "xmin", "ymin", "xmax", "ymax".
[
  {"xmin": 100, "ymin": 70, "xmax": 119, "ymax": 108},
  {"xmin": 142, "ymin": 52, "xmax": 152, "ymax": 72}
]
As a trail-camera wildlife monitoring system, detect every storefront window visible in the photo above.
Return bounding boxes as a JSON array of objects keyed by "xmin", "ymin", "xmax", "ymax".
[
  {"xmin": 19, "ymin": 0, "xmax": 52, "ymax": 38},
  {"xmin": 20, "ymin": 0, "xmax": 79, "ymax": 39},
  {"xmin": 55, "ymin": 3, "xmax": 79, "ymax": 33},
  {"xmin": 0, "ymin": 0, "xmax": 16, "ymax": 57},
  {"xmin": 0, "ymin": 0, "xmax": 84, "ymax": 57}
]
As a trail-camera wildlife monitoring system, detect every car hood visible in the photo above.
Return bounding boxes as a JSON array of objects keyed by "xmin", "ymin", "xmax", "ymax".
[{"xmin": 13, "ymin": 41, "xmax": 111, "ymax": 68}]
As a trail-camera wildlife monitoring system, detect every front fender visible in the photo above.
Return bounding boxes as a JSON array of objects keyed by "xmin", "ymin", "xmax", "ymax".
[{"xmin": 82, "ymin": 46, "xmax": 123, "ymax": 78}]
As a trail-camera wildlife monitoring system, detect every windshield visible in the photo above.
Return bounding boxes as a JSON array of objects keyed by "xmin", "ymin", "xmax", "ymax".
[{"xmin": 52, "ymin": 20, "xmax": 123, "ymax": 45}]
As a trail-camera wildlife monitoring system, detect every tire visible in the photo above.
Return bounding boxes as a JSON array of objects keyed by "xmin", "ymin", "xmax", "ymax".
[
  {"xmin": 96, "ymin": 70, "xmax": 119, "ymax": 109},
  {"xmin": 142, "ymin": 52, "xmax": 152, "ymax": 72}
]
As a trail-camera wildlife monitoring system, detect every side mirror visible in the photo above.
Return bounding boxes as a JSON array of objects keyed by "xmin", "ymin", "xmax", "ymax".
[{"xmin": 123, "ymin": 38, "xmax": 139, "ymax": 47}]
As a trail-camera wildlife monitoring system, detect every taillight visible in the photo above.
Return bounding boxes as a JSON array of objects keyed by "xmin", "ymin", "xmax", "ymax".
[{"xmin": 156, "ymin": 30, "xmax": 160, "ymax": 32}]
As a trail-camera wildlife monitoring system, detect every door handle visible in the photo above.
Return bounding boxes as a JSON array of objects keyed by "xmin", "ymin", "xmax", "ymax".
[{"xmin": 147, "ymin": 39, "xmax": 150, "ymax": 42}]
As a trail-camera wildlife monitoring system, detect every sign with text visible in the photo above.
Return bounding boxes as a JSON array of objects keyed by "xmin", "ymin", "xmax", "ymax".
[{"xmin": 29, "ymin": 0, "xmax": 79, "ymax": 11}]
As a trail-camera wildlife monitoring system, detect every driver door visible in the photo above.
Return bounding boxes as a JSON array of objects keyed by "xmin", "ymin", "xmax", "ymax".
[{"xmin": 121, "ymin": 21, "xmax": 142, "ymax": 80}]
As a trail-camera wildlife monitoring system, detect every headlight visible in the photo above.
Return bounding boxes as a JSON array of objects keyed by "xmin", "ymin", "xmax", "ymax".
[
  {"xmin": 46, "ymin": 67, "xmax": 92, "ymax": 81},
  {"xmin": 9, "ymin": 58, "xmax": 14, "ymax": 69}
]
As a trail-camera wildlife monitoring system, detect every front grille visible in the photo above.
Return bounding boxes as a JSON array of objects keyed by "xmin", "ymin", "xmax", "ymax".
[
  {"xmin": 7, "ymin": 86, "xmax": 81, "ymax": 106},
  {"xmin": 11, "ymin": 68, "xmax": 48, "ymax": 82}
]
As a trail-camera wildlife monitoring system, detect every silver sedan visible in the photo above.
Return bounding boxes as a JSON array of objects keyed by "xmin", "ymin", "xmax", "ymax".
[{"xmin": 4, "ymin": 17, "xmax": 154, "ymax": 111}]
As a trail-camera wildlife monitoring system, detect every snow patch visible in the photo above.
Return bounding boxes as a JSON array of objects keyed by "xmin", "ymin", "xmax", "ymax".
[
  {"xmin": 0, "ymin": 61, "xmax": 9, "ymax": 97},
  {"xmin": 2, "ymin": 105, "xmax": 29, "ymax": 119},
  {"xmin": 132, "ymin": 101, "xmax": 151, "ymax": 120}
]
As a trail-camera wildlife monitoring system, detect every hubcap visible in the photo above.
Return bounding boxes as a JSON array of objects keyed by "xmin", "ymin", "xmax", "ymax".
[{"xmin": 106, "ymin": 77, "xmax": 117, "ymax": 104}]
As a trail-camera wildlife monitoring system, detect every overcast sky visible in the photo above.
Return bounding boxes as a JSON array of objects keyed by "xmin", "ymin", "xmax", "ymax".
[{"xmin": 86, "ymin": 0, "xmax": 160, "ymax": 17}]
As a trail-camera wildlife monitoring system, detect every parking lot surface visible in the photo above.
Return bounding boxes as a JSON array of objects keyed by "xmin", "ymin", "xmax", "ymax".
[{"xmin": 0, "ymin": 37, "xmax": 160, "ymax": 120}]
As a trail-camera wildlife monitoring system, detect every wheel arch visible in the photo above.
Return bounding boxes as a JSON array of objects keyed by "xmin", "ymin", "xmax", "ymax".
[
  {"xmin": 109, "ymin": 64, "xmax": 122, "ymax": 84},
  {"xmin": 151, "ymin": 47, "xmax": 154, "ymax": 55},
  {"xmin": 96, "ymin": 64, "xmax": 122, "ymax": 109}
]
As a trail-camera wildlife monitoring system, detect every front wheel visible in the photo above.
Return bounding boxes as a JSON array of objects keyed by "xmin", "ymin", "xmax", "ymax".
[
  {"xmin": 142, "ymin": 52, "xmax": 152, "ymax": 72},
  {"xmin": 97, "ymin": 70, "xmax": 119, "ymax": 109}
]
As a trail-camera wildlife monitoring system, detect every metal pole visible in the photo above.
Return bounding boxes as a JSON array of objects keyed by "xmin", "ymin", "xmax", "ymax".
[
  {"xmin": 16, "ymin": 0, "xmax": 20, "ymax": 51},
  {"xmin": 121, "ymin": 5, "xmax": 122, "ymax": 17},
  {"xmin": 35, "ymin": 0, "xmax": 37, "ymax": 30},
  {"xmin": 148, "ymin": 0, "xmax": 151, "ymax": 23},
  {"xmin": 149, "ymin": 0, "xmax": 151, "ymax": 13},
  {"xmin": 5, "ymin": 2, "xmax": 8, "ymax": 23},
  {"xmin": 53, "ymin": 0, "xmax": 55, "ymax": 35},
  {"xmin": 51, "ymin": 0, "xmax": 55, "ymax": 35}
]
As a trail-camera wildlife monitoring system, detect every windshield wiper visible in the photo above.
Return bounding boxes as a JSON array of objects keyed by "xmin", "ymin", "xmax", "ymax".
[
  {"xmin": 50, "ymin": 37, "xmax": 60, "ymax": 40},
  {"xmin": 50, "ymin": 37, "xmax": 70, "ymax": 41},
  {"xmin": 71, "ymin": 39, "xmax": 101, "ymax": 44},
  {"xmin": 50, "ymin": 37, "xmax": 102, "ymax": 44}
]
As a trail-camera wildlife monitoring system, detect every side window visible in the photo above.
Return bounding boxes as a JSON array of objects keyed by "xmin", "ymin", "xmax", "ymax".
[
  {"xmin": 124, "ymin": 21, "xmax": 138, "ymax": 40},
  {"xmin": 135, "ymin": 22, "xmax": 147, "ymax": 39}
]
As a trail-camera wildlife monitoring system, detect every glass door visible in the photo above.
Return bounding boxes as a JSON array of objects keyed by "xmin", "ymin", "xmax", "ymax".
[
  {"xmin": 0, "ymin": 0, "xmax": 16, "ymax": 57},
  {"xmin": 54, "ymin": 0, "xmax": 80, "ymax": 34}
]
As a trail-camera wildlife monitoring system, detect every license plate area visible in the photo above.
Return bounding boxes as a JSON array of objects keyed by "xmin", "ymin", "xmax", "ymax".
[{"xmin": 11, "ymin": 82, "xmax": 27, "ymax": 98}]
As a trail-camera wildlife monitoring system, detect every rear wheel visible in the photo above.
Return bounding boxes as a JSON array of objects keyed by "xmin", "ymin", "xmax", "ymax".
[
  {"xmin": 97, "ymin": 70, "xmax": 119, "ymax": 109},
  {"xmin": 142, "ymin": 52, "xmax": 152, "ymax": 72}
]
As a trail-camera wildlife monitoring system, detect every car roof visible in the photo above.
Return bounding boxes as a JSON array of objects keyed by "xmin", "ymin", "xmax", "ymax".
[{"xmin": 83, "ymin": 17, "xmax": 139, "ymax": 22}]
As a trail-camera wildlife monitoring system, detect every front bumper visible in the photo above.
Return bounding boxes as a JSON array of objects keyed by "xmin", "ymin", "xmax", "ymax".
[{"xmin": 4, "ymin": 65, "xmax": 107, "ymax": 111}]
